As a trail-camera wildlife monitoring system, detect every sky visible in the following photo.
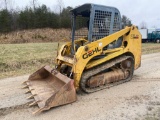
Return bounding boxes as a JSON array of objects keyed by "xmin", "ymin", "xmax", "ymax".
[{"xmin": 1, "ymin": 0, "xmax": 160, "ymax": 28}]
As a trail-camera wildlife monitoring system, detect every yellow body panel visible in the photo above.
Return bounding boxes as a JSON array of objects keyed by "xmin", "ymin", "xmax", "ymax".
[{"xmin": 56, "ymin": 26, "xmax": 141, "ymax": 90}]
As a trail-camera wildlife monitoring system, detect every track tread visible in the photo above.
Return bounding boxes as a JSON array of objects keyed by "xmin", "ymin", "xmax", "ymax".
[{"xmin": 80, "ymin": 55, "xmax": 134, "ymax": 93}]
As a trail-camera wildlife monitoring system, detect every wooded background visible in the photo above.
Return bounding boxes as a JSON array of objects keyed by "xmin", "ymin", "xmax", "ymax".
[{"xmin": 0, "ymin": 0, "xmax": 132, "ymax": 33}]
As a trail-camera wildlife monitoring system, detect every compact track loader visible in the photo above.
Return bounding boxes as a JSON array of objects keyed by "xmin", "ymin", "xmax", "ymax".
[{"xmin": 22, "ymin": 4, "xmax": 141, "ymax": 114}]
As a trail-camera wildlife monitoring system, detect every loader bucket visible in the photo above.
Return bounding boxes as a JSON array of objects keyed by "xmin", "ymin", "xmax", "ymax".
[{"xmin": 22, "ymin": 65, "xmax": 76, "ymax": 114}]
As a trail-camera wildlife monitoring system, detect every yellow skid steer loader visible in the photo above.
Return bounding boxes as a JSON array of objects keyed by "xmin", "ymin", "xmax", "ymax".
[{"xmin": 22, "ymin": 4, "xmax": 141, "ymax": 114}]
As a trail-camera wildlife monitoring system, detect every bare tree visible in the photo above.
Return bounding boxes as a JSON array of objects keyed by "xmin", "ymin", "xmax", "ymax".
[
  {"xmin": 0, "ymin": 1, "xmax": 3, "ymax": 9},
  {"xmin": 56, "ymin": 0, "xmax": 64, "ymax": 27},
  {"xmin": 4, "ymin": 0, "xmax": 8, "ymax": 10},
  {"xmin": 140, "ymin": 21, "xmax": 147, "ymax": 29},
  {"xmin": 1, "ymin": 0, "xmax": 14, "ymax": 11},
  {"xmin": 57, "ymin": 0, "xmax": 64, "ymax": 14},
  {"xmin": 32, "ymin": 0, "xmax": 36, "ymax": 11},
  {"xmin": 121, "ymin": 15, "xmax": 132, "ymax": 28},
  {"xmin": 9, "ymin": 0, "xmax": 15, "ymax": 11},
  {"xmin": 29, "ymin": 0, "xmax": 38, "ymax": 11}
]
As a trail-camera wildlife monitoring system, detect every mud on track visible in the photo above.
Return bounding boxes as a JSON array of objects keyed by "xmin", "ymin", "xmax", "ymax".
[{"xmin": 0, "ymin": 52, "xmax": 160, "ymax": 120}]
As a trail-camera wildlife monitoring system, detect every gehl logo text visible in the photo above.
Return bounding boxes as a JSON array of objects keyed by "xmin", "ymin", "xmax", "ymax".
[{"xmin": 83, "ymin": 47, "xmax": 101, "ymax": 59}]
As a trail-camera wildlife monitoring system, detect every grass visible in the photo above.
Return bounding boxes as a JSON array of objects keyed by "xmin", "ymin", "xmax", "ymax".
[
  {"xmin": 142, "ymin": 43, "xmax": 160, "ymax": 54},
  {"xmin": 0, "ymin": 43, "xmax": 64, "ymax": 79},
  {"xmin": 0, "ymin": 43, "xmax": 160, "ymax": 79},
  {"xmin": 0, "ymin": 28, "xmax": 71, "ymax": 44}
]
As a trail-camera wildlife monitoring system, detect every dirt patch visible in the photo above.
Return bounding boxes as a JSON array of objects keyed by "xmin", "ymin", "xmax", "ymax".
[{"xmin": 0, "ymin": 103, "xmax": 29, "ymax": 117}]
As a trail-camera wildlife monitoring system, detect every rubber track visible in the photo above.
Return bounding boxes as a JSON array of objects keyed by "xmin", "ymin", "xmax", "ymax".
[{"xmin": 80, "ymin": 55, "xmax": 133, "ymax": 93}]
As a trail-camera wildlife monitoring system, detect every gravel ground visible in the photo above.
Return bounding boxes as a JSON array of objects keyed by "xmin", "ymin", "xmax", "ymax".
[{"xmin": 0, "ymin": 53, "xmax": 160, "ymax": 120}]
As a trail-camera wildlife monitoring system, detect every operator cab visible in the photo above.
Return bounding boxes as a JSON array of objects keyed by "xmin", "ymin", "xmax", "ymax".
[{"xmin": 70, "ymin": 3, "xmax": 122, "ymax": 42}]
